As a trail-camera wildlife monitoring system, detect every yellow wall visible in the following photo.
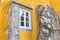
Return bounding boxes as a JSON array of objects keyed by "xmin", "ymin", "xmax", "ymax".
[
  {"xmin": 0, "ymin": 0, "xmax": 60, "ymax": 40},
  {"xmin": 0, "ymin": 0, "xmax": 11, "ymax": 40},
  {"xmin": 19, "ymin": 30, "xmax": 32, "ymax": 40},
  {"xmin": 49, "ymin": 0, "xmax": 60, "ymax": 16}
]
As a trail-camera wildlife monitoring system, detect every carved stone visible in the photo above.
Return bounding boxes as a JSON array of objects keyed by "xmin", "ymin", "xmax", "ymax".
[{"xmin": 36, "ymin": 5, "xmax": 60, "ymax": 40}]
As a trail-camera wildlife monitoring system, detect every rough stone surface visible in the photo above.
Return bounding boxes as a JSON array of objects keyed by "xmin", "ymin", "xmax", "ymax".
[{"xmin": 36, "ymin": 5, "xmax": 60, "ymax": 40}]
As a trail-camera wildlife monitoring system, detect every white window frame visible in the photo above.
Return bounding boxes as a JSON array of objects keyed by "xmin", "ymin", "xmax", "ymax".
[{"xmin": 19, "ymin": 8, "xmax": 32, "ymax": 30}]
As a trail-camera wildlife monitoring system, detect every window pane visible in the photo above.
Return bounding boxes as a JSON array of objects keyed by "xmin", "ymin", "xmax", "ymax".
[
  {"xmin": 26, "ymin": 18, "xmax": 29, "ymax": 22},
  {"xmin": 26, "ymin": 12, "xmax": 29, "ymax": 16},
  {"xmin": 21, "ymin": 22, "xmax": 24, "ymax": 26},
  {"xmin": 26, "ymin": 23, "xmax": 29, "ymax": 27},
  {"xmin": 21, "ymin": 16, "xmax": 24, "ymax": 21}
]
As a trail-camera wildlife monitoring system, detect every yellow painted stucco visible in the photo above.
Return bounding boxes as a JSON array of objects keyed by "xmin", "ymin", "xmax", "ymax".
[
  {"xmin": 49, "ymin": 0, "xmax": 60, "ymax": 16},
  {"xmin": 0, "ymin": 0, "xmax": 11, "ymax": 40},
  {"xmin": 0, "ymin": 0, "xmax": 60, "ymax": 40}
]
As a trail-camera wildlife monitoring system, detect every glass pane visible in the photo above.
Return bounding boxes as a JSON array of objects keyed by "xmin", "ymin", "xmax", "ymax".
[
  {"xmin": 26, "ymin": 18, "xmax": 29, "ymax": 22},
  {"xmin": 21, "ymin": 16, "xmax": 24, "ymax": 21},
  {"xmin": 26, "ymin": 23, "xmax": 29, "ymax": 27},
  {"xmin": 26, "ymin": 12, "xmax": 29, "ymax": 16},
  {"xmin": 21, "ymin": 22, "xmax": 24, "ymax": 26}
]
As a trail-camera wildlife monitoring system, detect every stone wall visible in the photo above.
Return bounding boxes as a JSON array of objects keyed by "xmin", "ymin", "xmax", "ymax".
[{"xmin": 36, "ymin": 5, "xmax": 60, "ymax": 40}]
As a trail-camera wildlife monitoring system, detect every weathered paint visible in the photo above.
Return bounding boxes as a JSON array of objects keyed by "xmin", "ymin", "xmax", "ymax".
[{"xmin": 0, "ymin": 0, "xmax": 60, "ymax": 40}]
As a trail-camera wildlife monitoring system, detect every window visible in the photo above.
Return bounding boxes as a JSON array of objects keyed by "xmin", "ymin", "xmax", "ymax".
[
  {"xmin": 7, "ymin": 1, "xmax": 32, "ymax": 40},
  {"xmin": 19, "ymin": 8, "xmax": 32, "ymax": 30}
]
